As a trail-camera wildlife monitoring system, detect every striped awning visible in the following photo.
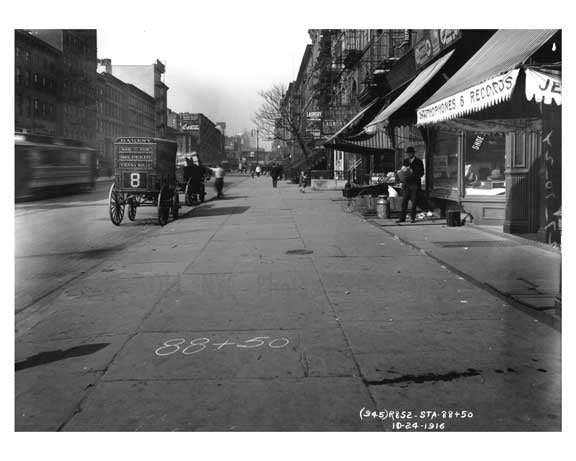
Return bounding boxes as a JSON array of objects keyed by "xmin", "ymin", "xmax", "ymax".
[
  {"xmin": 364, "ymin": 50, "xmax": 454, "ymax": 134},
  {"xmin": 328, "ymin": 130, "xmax": 394, "ymax": 156},
  {"xmin": 417, "ymin": 29, "xmax": 558, "ymax": 125}
]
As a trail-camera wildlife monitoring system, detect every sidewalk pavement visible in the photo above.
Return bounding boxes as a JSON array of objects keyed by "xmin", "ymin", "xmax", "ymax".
[
  {"xmin": 15, "ymin": 175, "xmax": 561, "ymax": 431},
  {"xmin": 363, "ymin": 214, "xmax": 562, "ymax": 331}
]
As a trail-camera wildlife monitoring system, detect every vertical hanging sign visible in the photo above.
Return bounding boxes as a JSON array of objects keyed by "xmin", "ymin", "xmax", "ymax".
[{"xmin": 542, "ymin": 107, "xmax": 562, "ymax": 244}]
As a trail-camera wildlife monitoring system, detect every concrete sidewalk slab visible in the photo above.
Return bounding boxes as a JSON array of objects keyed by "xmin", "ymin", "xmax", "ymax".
[
  {"xmin": 345, "ymin": 316, "xmax": 560, "ymax": 381},
  {"xmin": 16, "ymin": 369, "xmax": 102, "ymax": 431},
  {"xmin": 140, "ymin": 284, "xmax": 336, "ymax": 331},
  {"xmin": 62, "ymin": 378, "xmax": 380, "ymax": 431},
  {"xmin": 368, "ymin": 369, "xmax": 560, "ymax": 431},
  {"xmin": 369, "ymin": 217, "xmax": 561, "ymax": 317},
  {"xmin": 102, "ymin": 330, "xmax": 305, "ymax": 380}
]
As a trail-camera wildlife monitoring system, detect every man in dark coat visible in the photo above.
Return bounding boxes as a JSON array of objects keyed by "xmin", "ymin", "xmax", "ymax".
[
  {"xmin": 270, "ymin": 163, "xmax": 280, "ymax": 188},
  {"xmin": 397, "ymin": 146, "xmax": 425, "ymax": 223},
  {"xmin": 184, "ymin": 158, "xmax": 206, "ymax": 202}
]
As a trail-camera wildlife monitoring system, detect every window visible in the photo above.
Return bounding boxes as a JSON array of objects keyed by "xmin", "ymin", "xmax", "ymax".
[
  {"xmin": 33, "ymin": 73, "xmax": 39, "ymax": 85},
  {"xmin": 464, "ymin": 132, "xmax": 506, "ymax": 197},
  {"xmin": 26, "ymin": 97, "xmax": 31, "ymax": 117},
  {"xmin": 431, "ymin": 128, "xmax": 459, "ymax": 195},
  {"xmin": 16, "ymin": 66, "xmax": 22, "ymax": 85},
  {"xmin": 33, "ymin": 98, "xmax": 39, "ymax": 115},
  {"xmin": 25, "ymin": 71, "xmax": 31, "ymax": 87},
  {"xmin": 79, "ymin": 152, "xmax": 89, "ymax": 165},
  {"xmin": 17, "ymin": 94, "xmax": 23, "ymax": 115}
]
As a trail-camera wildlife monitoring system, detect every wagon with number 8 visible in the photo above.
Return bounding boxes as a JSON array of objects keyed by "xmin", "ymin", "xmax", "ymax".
[{"xmin": 108, "ymin": 137, "xmax": 179, "ymax": 226}]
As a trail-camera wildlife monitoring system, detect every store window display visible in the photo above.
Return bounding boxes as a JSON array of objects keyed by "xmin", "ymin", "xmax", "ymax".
[
  {"xmin": 464, "ymin": 132, "xmax": 506, "ymax": 196},
  {"xmin": 431, "ymin": 129, "xmax": 459, "ymax": 194}
]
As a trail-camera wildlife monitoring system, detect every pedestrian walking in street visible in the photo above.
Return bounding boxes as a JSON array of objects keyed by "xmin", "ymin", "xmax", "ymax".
[
  {"xmin": 212, "ymin": 163, "xmax": 225, "ymax": 199},
  {"xmin": 396, "ymin": 146, "xmax": 424, "ymax": 223},
  {"xmin": 255, "ymin": 165, "xmax": 262, "ymax": 177},
  {"xmin": 270, "ymin": 163, "xmax": 280, "ymax": 188},
  {"xmin": 299, "ymin": 169, "xmax": 308, "ymax": 193}
]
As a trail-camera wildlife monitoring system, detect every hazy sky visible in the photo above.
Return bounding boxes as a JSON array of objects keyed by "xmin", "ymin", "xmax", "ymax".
[{"xmin": 98, "ymin": 25, "xmax": 311, "ymax": 136}]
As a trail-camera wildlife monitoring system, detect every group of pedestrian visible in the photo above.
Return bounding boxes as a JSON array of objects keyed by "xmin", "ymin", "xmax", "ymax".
[{"xmin": 182, "ymin": 158, "xmax": 209, "ymax": 203}]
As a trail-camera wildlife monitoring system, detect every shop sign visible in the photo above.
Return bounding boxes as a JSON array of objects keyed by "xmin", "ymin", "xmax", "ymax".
[
  {"xmin": 322, "ymin": 119, "xmax": 345, "ymax": 134},
  {"xmin": 525, "ymin": 68, "xmax": 561, "ymax": 105},
  {"xmin": 542, "ymin": 109, "xmax": 561, "ymax": 244},
  {"xmin": 414, "ymin": 30, "xmax": 461, "ymax": 68},
  {"xmin": 307, "ymin": 111, "xmax": 322, "ymax": 120},
  {"xmin": 417, "ymin": 69, "xmax": 520, "ymax": 126}
]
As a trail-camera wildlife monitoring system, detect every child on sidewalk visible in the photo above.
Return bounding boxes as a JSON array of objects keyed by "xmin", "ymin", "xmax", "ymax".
[{"xmin": 299, "ymin": 170, "xmax": 308, "ymax": 193}]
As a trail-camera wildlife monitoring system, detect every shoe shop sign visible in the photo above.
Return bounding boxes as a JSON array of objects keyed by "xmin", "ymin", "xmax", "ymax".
[{"xmin": 417, "ymin": 69, "xmax": 520, "ymax": 126}]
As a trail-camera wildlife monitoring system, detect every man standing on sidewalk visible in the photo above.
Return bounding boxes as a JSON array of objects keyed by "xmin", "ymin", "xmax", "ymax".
[
  {"xmin": 396, "ymin": 146, "xmax": 424, "ymax": 223},
  {"xmin": 212, "ymin": 164, "xmax": 225, "ymax": 199},
  {"xmin": 270, "ymin": 163, "xmax": 280, "ymax": 188}
]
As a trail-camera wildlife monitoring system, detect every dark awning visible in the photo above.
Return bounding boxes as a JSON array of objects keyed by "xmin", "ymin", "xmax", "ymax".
[
  {"xmin": 324, "ymin": 98, "xmax": 384, "ymax": 145},
  {"xmin": 364, "ymin": 50, "xmax": 454, "ymax": 134},
  {"xmin": 417, "ymin": 29, "xmax": 558, "ymax": 125}
]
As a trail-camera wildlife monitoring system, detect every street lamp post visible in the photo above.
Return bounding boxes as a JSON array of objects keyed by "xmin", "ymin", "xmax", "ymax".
[{"xmin": 256, "ymin": 129, "xmax": 259, "ymax": 165}]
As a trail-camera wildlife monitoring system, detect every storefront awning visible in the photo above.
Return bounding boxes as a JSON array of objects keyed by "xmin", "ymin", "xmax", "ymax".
[
  {"xmin": 324, "ymin": 98, "xmax": 383, "ymax": 145},
  {"xmin": 525, "ymin": 68, "xmax": 561, "ymax": 105},
  {"xmin": 417, "ymin": 29, "xmax": 558, "ymax": 126},
  {"xmin": 327, "ymin": 130, "xmax": 394, "ymax": 155},
  {"xmin": 364, "ymin": 50, "xmax": 454, "ymax": 134}
]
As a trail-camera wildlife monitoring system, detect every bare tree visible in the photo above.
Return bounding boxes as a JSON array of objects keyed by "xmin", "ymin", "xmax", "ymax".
[{"xmin": 252, "ymin": 83, "xmax": 312, "ymax": 161}]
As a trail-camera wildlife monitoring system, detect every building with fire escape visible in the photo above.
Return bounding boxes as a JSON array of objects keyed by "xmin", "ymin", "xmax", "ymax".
[{"xmin": 323, "ymin": 29, "xmax": 415, "ymax": 184}]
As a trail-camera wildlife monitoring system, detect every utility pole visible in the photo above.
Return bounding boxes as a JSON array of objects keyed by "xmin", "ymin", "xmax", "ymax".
[{"xmin": 256, "ymin": 128, "xmax": 259, "ymax": 165}]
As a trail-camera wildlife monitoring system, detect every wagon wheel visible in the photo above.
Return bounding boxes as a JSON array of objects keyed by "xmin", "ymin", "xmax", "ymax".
[
  {"xmin": 157, "ymin": 185, "xmax": 171, "ymax": 226},
  {"xmin": 172, "ymin": 191, "xmax": 180, "ymax": 220},
  {"xmin": 184, "ymin": 178, "xmax": 193, "ymax": 206},
  {"xmin": 108, "ymin": 183, "xmax": 125, "ymax": 225},
  {"xmin": 127, "ymin": 197, "xmax": 137, "ymax": 221}
]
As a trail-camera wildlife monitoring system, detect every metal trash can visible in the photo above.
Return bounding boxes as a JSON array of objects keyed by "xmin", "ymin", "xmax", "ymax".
[{"xmin": 446, "ymin": 210, "xmax": 461, "ymax": 227}]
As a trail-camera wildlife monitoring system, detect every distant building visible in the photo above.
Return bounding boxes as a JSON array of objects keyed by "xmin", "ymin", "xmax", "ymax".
[
  {"xmin": 100, "ymin": 59, "xmax": 169, "ymax": 138},
  {"xmin": 95, "ymin": 71, "xmax": 155, "ymax": 174},
  {"xmin": 167, "ymin": 108, "xmax": 180, "ymax": 130},
  {"xmin": 176, "ymin": 113, "xmax": 225, "ymax": 165}
]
